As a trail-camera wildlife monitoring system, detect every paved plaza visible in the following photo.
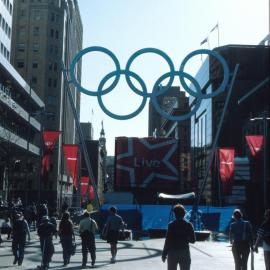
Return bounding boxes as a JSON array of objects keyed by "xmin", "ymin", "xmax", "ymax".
[{"xmin": 0, "ymin": 230, "xmax": 266, "ymax": 270}]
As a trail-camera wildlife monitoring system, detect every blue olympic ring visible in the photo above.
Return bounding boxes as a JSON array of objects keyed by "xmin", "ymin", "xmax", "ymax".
[
  {"xmin": 97, "ymin": 70, "xmax": 148, "ymax": 120},
  {"xmin": 70, "ymin": 46, "xmax": 121, "ymax": 96},
  {"xmin": 125, "ymin": 48, "xmax": 175, "ymax": 97},
  {"xmin": 68, "ymin": 46, "xmax": 230, "ymax": 121},
  {"xmin": 151, "ymin": 71, "xmax": 202, "ymax": 121}
]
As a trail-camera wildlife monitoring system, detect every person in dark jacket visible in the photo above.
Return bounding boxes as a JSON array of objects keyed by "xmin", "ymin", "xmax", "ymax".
[
  {"xmin": 37, "ymin": 216, "xmax": 57, "ymax": 269},
  {"xmin": 12, "ymin": 212, "xmax": 30, "ymax": 266},
  {"xmin": 254, "ymin": 209, "xmax": 270, "ymax": 270},
  {"xmin": 229, "ymin": 209, "xmax": 253, "ymax": 270},
  {"xmin": 104, "ymin": 206, "xmax": 125, "ymax": 263},
  {"xmin": 58, "ymin": 212, "xmax": 74, "ymax": 266},
  {"xmin": 162, "ymin": 204, "xmax": 195, "ymax": 270}
]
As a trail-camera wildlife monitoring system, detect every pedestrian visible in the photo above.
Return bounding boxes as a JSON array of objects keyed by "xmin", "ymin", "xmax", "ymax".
[
  {"xmin": 162, "ymin": 204, "xmax": 195, "ymax": 270},
  {"xmin": 37, "ymin": 216, "xmax": 57, "ymax": 269},
  {"xmin": 79, "ymin": 210, "xmax": 98, "ymax": 268},
  {"xmin": 11, "ymin": 212, "xmax": 31, "ymax": 266},
  {"xmin": 229, "ymin": 209, "xmax": 253, "ymax": 270},
  {"xmin": 2, "ymin": 217, "xmax": 12, "ymax": 239},
  {"xmin": 58, "ymin": 212, "xmax": 75, "ymax": 266},
  {"xmin": 103, "ymin": 206, "xmax": 125, "ymax": 263},
  {"xmin": 254, "ymin": 209, "xmax": 270, "ymax": 270}
]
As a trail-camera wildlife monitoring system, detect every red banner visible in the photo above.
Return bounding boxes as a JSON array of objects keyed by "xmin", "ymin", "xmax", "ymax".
[
  {"xmin": 115, "ymin": 137, "xmax": 179, "ymax": 189},
  {"xmin": 245, "ymin": 135, "xmax": 264, "ymax": 156},
  {"xmin": 219, "ymin": 148, "xmax": 235, "ymax": 194},
  {"xmin": 41, "ymin": 131, "xmax": 61, "ymax": 178},
  {"xmin": 81, "ymin": 176, "xmax": 94, "ymax": 201},
  {"xmin": 63, "ymin": 144, "xmax": 78, "ymax": 188}
]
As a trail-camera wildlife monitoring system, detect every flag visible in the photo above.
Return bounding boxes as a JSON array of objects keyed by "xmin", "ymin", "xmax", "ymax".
[
  {"xmin": 41, "ymin": 131, "xmax": 61, "ymax": 178},
  {"xmin": 63, "ymin": 144, "xmax": 79, "ymax": 188},
  {"xmin": 200, "ymin": 37, "xmax": 208, "ymax": 46},
  {"xmin": 219, "ymin": 148, "xmax": 235, "ymax": 194},
  {"xmin": 81, "ymin": 176, "xmax": 94, "ymax": 201},
  {"xmin": 245, "ymin": 135, "xmax": 264, "ymax": 156},
  {"xmin": 210, "ymin": 23, "xmax": 219, "ymax": 33}
]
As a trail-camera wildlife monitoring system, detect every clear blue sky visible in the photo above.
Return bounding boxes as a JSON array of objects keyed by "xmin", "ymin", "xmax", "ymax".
[{"xmin": 77, "ymin": 0, "xmax": 269, "ymax": 155}]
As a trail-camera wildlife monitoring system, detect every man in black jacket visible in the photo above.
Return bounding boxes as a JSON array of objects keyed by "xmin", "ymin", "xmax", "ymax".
[
  {"xmin": 162, "ymin": 204, "xmax": 196, "ymax": 270},
  {"xmin": 12, "ymin": 212, "xmax": 30, "ymax": 266},
  {"xmin": 37, "ymin": 216, "xmax": 57, "ymax": 270}
]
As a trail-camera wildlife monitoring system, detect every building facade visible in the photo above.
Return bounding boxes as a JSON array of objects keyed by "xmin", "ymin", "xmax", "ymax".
[
  {"xmin": 11, "ymin": 0, "xmax": 83, "ymax": 207},
  {"xmin": 0, "ymin": 51, "xmax": 44, "ymax": 203},
  {"xmin": 148, "ymin": 86, "xmax": 192, "ymax": 194},
  {"xmin": 190, "ymin": 45, "xmax": 270, "ymax": 217},
  {"xmin": 0, "ymin": 0, "xmax": 13, "ymax": 61}
]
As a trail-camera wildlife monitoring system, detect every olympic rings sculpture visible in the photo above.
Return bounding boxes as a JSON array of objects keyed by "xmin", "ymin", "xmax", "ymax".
[{"xmin": 69, "ymin": 46, "xmax": 230, "ymax": 121}]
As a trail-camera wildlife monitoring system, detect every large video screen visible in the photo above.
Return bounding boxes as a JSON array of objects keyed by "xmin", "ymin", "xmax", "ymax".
[{"xmin": 115, "ymin": 137, "xmax": 179, "ymax": 189}]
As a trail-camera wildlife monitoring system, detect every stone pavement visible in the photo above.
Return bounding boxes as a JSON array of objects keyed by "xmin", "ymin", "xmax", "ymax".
[{"xmin": 0, "ymin": 231, "xmax": 266, "ymax": 270}]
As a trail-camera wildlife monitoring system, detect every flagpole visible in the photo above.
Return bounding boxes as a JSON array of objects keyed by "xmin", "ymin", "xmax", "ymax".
[{"xmin": 217, "ymin": 22, "xmax": 220, "ymax": 46}]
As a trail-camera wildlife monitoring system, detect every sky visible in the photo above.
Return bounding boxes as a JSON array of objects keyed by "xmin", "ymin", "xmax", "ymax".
[{"xmin": 77, "ymin": 0, "xmax": 269, "ymax": 155}]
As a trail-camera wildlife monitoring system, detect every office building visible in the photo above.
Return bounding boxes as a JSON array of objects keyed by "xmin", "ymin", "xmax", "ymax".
[
  {"xmin": 0, "ymin": 0, "xmax": 13, "ymax": 61},
  {"xmin": 11, "ymin": 0, "xmax": 83, "ymax": 206},
  {"xmin": 190, "ymin": 45, "xmax": 270, "ymax": 216},
  {"xmin": 0, "ymin": 51, "xmax": 44, "ymax": 202}
]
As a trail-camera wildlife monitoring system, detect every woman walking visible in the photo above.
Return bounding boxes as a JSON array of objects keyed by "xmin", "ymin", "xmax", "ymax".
[
  {"xmin": 162, "ymin": 204, "xmax": 195, "ymax": 270},
  {"xmin": 254, "ymin": 209, "xmax": 270, "ymax": 270},
  {"xmin": 104, "ymin": 206, "xmax": 125, "ymax": 263},
  {"xmin": 229, "ymin": 209, "xmax": 253, "ymax": 270},
  {"xmin": 58, "ymin": 212, "xmax": 74, "ymax": 266}
]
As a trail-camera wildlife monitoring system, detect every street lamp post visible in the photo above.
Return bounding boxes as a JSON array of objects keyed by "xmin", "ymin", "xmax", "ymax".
[{"xmin": 250, "ymin": 111, "xmax": 270, "ymax": 209}]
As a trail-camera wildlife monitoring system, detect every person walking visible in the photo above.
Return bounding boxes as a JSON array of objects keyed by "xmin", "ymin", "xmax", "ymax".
[
  {"xmin": 254, "ymin": 209, "xmax": 270, "ymax": 270},
  {"xmin": 11, "ymin": 212, "xmax": 30, "ymax": 266},
  {"xmin": 162, "ymin": 204, "xmax": 195, "ymax": 270},
  {"xmin": 229, "ymin": 209, "xmax": 253, "ymax": 270},
  {"xmin": 103, "ymin": 206, "xmax": 125, "ymax": 263},
  {"xmin": 58, "ymin": 212, "xmax": 75, "ymax": 266},
  {"xmin": 37, "ymin": 216, "xmax": 57, "ymax": 269},
  {"xmin": 79, "ymin": 211, "xmax": 98, "ymax": 267}
]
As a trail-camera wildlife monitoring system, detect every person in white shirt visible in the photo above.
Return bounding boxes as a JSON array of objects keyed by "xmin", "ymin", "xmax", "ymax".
[{"xmin": 79, "ymin": 211, "xmax": 98, "ymax": 267}]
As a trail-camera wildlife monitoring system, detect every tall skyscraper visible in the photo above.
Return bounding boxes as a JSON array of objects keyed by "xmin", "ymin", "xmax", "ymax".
[
  {"xmin": 11, "ymin": 0, "xmax": 83, "ymax": 206},
  {"xmin": 0, "ymin": 0, "xmax": 13, "ymax": 61}
]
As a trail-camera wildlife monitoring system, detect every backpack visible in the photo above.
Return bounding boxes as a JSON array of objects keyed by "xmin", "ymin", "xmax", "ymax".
[{"xmin": 13, "ymin": 220, "xmax": 25, "ymax": 236}]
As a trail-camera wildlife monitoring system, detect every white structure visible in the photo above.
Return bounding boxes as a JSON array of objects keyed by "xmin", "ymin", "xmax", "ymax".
[{"xmin": 0, "ymin": 0, "xmax": 13, "ymax": 61}]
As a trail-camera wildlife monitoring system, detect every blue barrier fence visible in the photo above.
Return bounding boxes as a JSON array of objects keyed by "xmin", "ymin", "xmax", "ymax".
[{"xmin": 100, "ymin": 204, "xmax": 237, "ymax": 232}]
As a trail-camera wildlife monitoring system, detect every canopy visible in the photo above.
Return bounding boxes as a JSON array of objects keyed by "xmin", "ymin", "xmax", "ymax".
[{"xmin": 158, "ymin": 192, "xmax": 195, "ymax": 201}]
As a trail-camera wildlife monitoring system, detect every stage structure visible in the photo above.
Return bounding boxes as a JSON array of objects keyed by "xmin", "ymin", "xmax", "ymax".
[{"xmin": 63, "ymin": 46, "xmax": 239, "ymax": 214}]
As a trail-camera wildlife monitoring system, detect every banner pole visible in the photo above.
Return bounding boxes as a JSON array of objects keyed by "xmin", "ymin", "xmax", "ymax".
[{"xmin": 61, "ymin": 63, "xmax": 101, "ymax": 208}]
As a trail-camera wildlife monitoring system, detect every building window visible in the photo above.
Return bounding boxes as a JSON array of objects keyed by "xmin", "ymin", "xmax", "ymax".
[
  {"xmin": 53, "ymin": 79, "xmax": 57, "ymax": 88},
  {"xmin": 20, "ymin": 9, "xmax": 25, "ymax": 17},
  {"xmin": 33, "ymin": 9, "xmax": 41, "ymax": 20},
  {"xmin": 48, "ymin": 62, "xmax": 53, "ymax": 70},
  {"xmin": 48, "ymin": 78, "xmax": 52, "ymax": 87},
  {"xmin": 2, "ymin": 18, "xmax": 5, "ymax": 30},
  {"xmin": 47, "ymin": 95, "xmax": 57, "ymax": 105},
  {"xmin": 8, "ymin": 26, "xmax": 11, "ymax": 38},
  {"xmin": 33, "ymin": 26, "xmax": 40, "ymax": 36},
  {"xmin": 0, "ymin": 43, "xmax": 3, "ymax": 54},
  {"xmin": 9, "ymin": 3, "xmax": 12, "ymax": 14},
  {"xmin": 54, "ymin": 46, "xmax": 58, "ymax": 54},
  {"xmin": 55, "ymin": 30, "xmax": 59, "ymax": 39},
  {"xmin": 19, "ymin": 26, "xmax": 26, "ymax": 36},
  {"xmin": 33, "ymin": 43, "xmax": 39, "ymax": 52},
  {"xmin": 32, "ymin": 62, "xmax": 38, "ymax": 68},
  {"xmin": 49, "ymin": 45, "xmax": 53, "ymax": 54},
  {"xmin": 0, "ymin": 14, "xmax": 2, "ymax": 25},
  {"xmin": 50, "ymin": 29, "xmax": 54, "ymax": 37},
  {"xmin": 17, "ymin": 43, "xmax": 25, "ymax": 52},
  {"xmin": 17, "ymin": 61, "xmax": 24, "ymax": 68},
  {"xmin": 31, "ymin": 77, "xmax": 37, "ymax": 84},
  {"xmin": 51, "ymin": 13, "xmax": 55, "ymax": 22},
  {"xmin": 53, "ymin": 63, "xmax": 57, "ymax": 71}
]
